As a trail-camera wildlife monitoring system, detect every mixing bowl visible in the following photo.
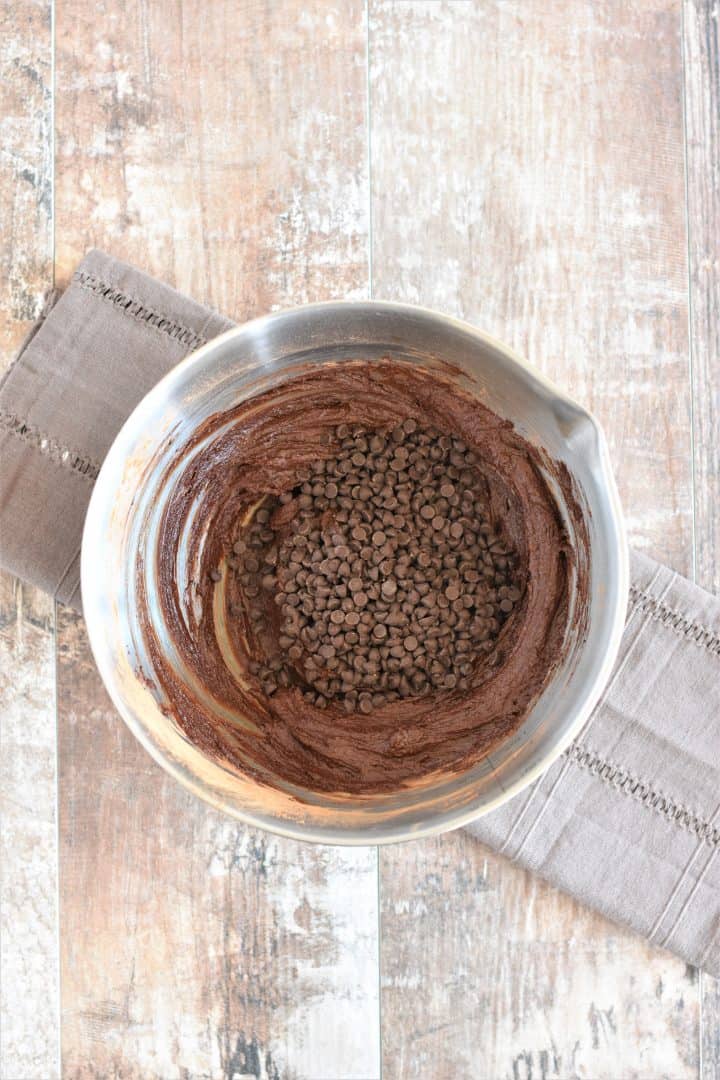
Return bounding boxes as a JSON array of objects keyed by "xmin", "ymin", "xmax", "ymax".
[{"xmin": 81, "ymin": 301, "xmax": 628, "ymax": 844}]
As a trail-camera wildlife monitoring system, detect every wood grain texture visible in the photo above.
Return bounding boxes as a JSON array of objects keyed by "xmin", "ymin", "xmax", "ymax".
[
  {"xmin": 57, "ymin": 612, "xmax": 378, "ymax": 1080},
  {"xmin": 684, "ymin": 0, "xmax": 720, "ymax": 598},
  {"xmin": 0, "ymin": 579, "xmax": 57, "ymax": 1080},
  {"xmin": 703, "ymin": 973, "xmax": 720, "ymax": 1080},
  {"xmin": 54, "ymin": 0, "xmax": 369, "ymax": 315},
  {"xmin": 380, "ymin": 832, "xmax": 699, "ymax": 1080},
  {"xmin": 0, "ymin": 0, "xmax": 53, "ymax": 362},
  {"xmin": 0, "ymin": 3, "xmax": 58, "ymax": 1079},
  {"xmin": 370, "ymin": 0, "xmax": 693, "ymax": 572},
  {"xmin": 684, "ymin": 2, "xmax": 720, "ymax": 1075},
  {"xmin": 54, "ymin": 2, "xmax": 378, "ymax": 1078},
  {"xmin": 370, "ymin": 1, "xmax": 698, "ymax": 1075}
]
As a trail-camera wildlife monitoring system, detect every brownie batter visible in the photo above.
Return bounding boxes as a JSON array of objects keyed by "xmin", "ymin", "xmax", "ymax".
[
  {"xmin": 238, "ymin": 420, "xmax": 525, "ymax": 713},
  {"xmin": 140, "ymin": 359, "xmax": 589, "ymax": 797}
]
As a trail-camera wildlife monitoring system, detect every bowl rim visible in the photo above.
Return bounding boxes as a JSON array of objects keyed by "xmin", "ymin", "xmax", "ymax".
[{"xmin": 82, "ymin": 298, "xmax": 629, "ymax": 845}]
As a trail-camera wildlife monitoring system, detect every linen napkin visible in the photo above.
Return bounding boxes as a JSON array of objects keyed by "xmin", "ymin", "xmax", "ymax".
[
  {"xmin": 2, "ymin": 250, "xmax": 718, "ymax": 976},
  {"xmin": 0, "ymin": 250, "xmax": 233, "ymax": 607},
  {"xmin": 469, "ymin": 551, "xmax": 720, "ymax": 975}
]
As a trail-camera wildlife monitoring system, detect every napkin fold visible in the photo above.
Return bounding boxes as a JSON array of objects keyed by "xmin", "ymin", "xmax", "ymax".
[
  {"xmin": 0, "ymin": 250, "xmax": 233, "ymax": 607},
  {"xmin": 469, "ymin": 549, "xmax": 720, "ymax": 974},
  {"xmin": 2, "ymin": 250, "xmax": 718, "ymax": 975}
]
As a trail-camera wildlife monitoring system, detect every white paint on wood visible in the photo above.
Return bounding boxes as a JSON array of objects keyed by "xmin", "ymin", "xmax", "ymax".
[
  {"xmin": 370, "ymin": 0, "xmax": 699, "ymax": 1075},
  {"xmin": 0, "ymin": 579, "xmax": 58, "ymax": 1080},
  {"xmin": 54, "ymin": 2, "xmax": 379, "ymax": 1077},
  {"xmin": 0, "ymin": 2, "xmax": 58, "ymax": 1077},
  {"xmin": 57, "ymin": 615, "xmax": 380, "ymax": 1079},
  {"xmin": 683, "ymin": 1, "xmax": 720, "ymax": 1073},
  {"xmin": 381, "ymin": 833, "xmax": 700, "ymax": 1079}
]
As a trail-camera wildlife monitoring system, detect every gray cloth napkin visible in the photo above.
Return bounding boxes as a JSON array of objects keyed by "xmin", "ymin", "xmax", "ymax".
[
  {"xmin": 469, "ymin": 552, "xmax": 720, "ymax": 975},
  {"xmin": 0, "ymin": 250, "xmax": 233, "ymax": 607},
  {"xmin": 2, "ymin": 250, "xmax": 719, "ymax": 976}
]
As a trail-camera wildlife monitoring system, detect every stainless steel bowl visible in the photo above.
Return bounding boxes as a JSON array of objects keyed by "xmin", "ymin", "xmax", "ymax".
[{"xmin": 82, "ymin": 301, "xmax": 628, "ymax": 844}]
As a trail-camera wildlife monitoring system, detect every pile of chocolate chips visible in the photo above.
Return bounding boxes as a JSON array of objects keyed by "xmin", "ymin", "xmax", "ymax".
[{"xmin": 228, "ymin": 420, "xmax": 523, "ymax": 713}]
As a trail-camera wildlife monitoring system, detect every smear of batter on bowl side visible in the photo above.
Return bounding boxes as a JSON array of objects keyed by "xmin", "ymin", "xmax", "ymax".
[{"xmin": 140, "ymin": 359, "xmax": 589, "ymax": 797}]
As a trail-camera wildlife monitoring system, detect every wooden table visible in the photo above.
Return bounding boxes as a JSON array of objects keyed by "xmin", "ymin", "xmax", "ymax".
[{"xmin": 1, "ymin": 2, "xmax": 718, "ymax": 1077}]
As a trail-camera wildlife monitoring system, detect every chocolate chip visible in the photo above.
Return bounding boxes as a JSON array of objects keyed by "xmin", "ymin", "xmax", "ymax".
[{"xmin": 229, "ymin": 419, "xmax": 521, "ymax": 713}]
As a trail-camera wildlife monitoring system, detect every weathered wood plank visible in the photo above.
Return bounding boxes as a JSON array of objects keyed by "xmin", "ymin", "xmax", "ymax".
[
  {"xmin": 0, "ymin": 3, "xmax": 57, "ymax": 1078},
  {"xmin": 684, "ymin": 1, "xmax": 720, "ymax": 1074},
  {"xmin": 380, "ymin": 832, "xmax": 699, "ymax": 1080},
  {"xmin": 685, "ymin": 0, "xmax": 720, "ymax": 597},
  {"xmin": 0, "ymin": 0, "xmax": 53, "ymax": 365},
  {"xmin": 370, "ymin": 1, "xmax": 697, "ymax": 1076},
  {"xmin": 702, "ymin": 974, "xmax": 720, "ymax": 1080},
  {"xmin": 0, "ymin": 579, "xmax": 57, "ymax": 1080},
  {"xmin": 54, "ymin": 0, "xmax": 369, "ymax": 315},
  {"xmin": 370, "ymin": 0, "xmax": 693, "ymax": 572},
  {"xmin": 57, "ymin": 611, "xmax": 378, "ymax": 1080},
  {"xmin": 54, "ymin": 2, "xmax": 378, "ymax": 1077}
]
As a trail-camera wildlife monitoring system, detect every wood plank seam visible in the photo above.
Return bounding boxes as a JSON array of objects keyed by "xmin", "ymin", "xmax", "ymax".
[
  {"xmin": 372, "ymin": 0, "xmax": 698, "ymax": 1073},
  {"xmin": 54, "ymin": 1, "xmax": 380, "ymax": 1075},
  {"xmin": 1, "ymin": 0, "xmax": 58, "ymax": 1071},
  {"xmin": 681, "ymin": 0, "xmax": 720, "ymax": 1074},
  {"xmin": 365, "ymin": 8, "xmax": 384, "ymax": 1079},
  {"xmin": 682, "ymin": 0, "xmax": 700, "ymax": 590}
]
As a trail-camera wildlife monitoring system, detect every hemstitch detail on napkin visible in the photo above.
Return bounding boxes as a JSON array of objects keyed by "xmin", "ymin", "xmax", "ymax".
[
  {"xmin": 629, "ymin": 584, "xmax": 720, "ymax": 656},
  {"xmin": 73, "ymin": 270, "xmax": 209, "ymax": 352},
  {"xmin": 0, "ymin": 409, "xmax": 100, "ymax": 481},
  {"xmin": 567, "ymin": 743, "xmax": 720, "ymax": 849}
]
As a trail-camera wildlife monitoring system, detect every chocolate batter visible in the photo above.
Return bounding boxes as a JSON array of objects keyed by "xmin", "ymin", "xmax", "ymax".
[{"xmin": 140, "ymin": 359, "xmax": 589, "ymax": 797}]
